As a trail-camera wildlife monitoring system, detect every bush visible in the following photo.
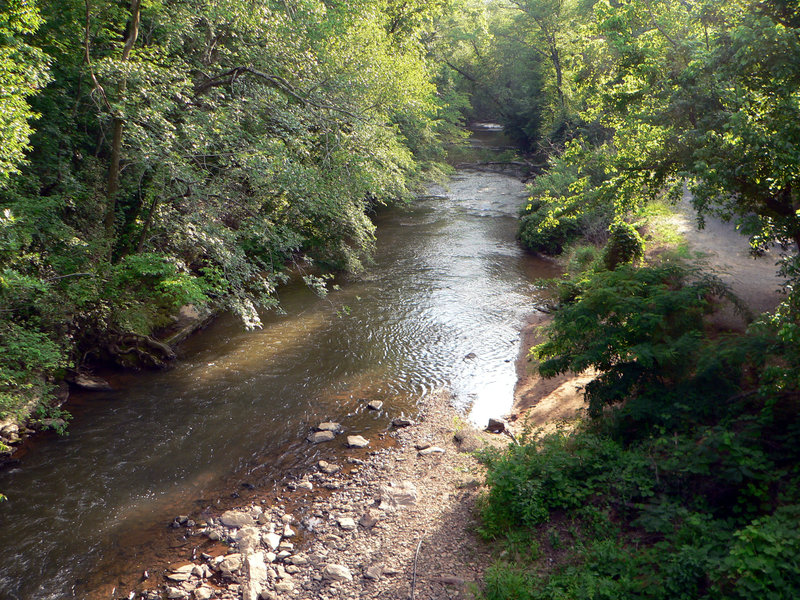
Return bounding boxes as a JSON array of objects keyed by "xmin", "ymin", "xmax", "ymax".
[{"xmin": 602, "ymin": 222, "xmax": 644, "ymax": 270}]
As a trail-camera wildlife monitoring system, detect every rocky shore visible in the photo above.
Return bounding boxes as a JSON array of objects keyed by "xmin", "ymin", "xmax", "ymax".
[{"xmin": 128, "ymin": 391, "xmax": 508, "ymax": 600}]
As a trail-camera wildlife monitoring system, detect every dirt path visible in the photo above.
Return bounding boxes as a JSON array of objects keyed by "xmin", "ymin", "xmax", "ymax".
[{"xmin": 673, "ymin": 191, "xmax": 784, "ymax": 318}]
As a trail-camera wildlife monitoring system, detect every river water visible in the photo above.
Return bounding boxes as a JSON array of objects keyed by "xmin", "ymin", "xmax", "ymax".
[{"xmin": 0, "ymin": 128, "xmax": 558, "ymax": 599}]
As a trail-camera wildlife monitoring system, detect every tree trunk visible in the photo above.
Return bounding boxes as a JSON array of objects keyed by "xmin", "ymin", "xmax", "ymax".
[{"xmin": 104, "ymin": 0, "xmax": 142, "ymax": 242}]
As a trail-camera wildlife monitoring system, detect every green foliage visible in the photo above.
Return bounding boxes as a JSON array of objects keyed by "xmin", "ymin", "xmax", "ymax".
[
  {"xmin": 602, "ymin": 221, "xmax": 644, "ymax": 270},
  {"xmin": 0, "ymin": 0, "xmax": 464, "ymax": 416},
  {"xmin": 534, "ymin": 261, "xmax": 736, "ymax": 422},
  {"xmin": 0, "ymin": 321, "xmax": 67, "ymax": 417},
  {"xmin": 717, "ymin": 506, "xmax": 800, "ymax": 599}
]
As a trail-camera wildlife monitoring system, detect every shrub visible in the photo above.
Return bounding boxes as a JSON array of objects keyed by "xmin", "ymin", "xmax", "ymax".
[{"xmin": 602, "ymin": 222, "xmax": 644, "ymax": 270}]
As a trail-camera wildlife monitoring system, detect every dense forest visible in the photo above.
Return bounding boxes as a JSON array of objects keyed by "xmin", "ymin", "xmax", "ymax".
[
  {"xmin": 0, "ymin": 0, "xmax": 468, "ymax": 426},
  {"xmin": 3, "ymin": 0, "xmax": 800, "ymax": 596}
]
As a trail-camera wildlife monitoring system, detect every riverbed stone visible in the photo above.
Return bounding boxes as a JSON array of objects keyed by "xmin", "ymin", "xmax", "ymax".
[
  {"xmin": 378, "ymin": 481, "xmax": 418, "ymax": 511},
  {"xmin": 322, "ymin": 564, "xmax": 353, "ymax": 582},
  {"xmin": 219, "ymin": 553, "xmax": 243, "ymax": 576},
  {"xmin": 220, "ymin": 510, "xmax": 255, "ymax": 528},
  {"xmin": 318, "ymin": 460, "xmax": 341, "ymax": 474},
  {"xmin": 317, "ymin": 421, "xmax": 342, "ymax": 432},
  {"xmin": 72, "ymin": 373, "xmax": 113, "ymax": 391},
  {"xmin": 486, "ymin": 417, "xmax": 507, "ymax": 433},
  {"xmin": 337, "ymin": 516, "xmax": 357, "ymax": 531},
  {"xmin": 194, "ymin": 586, "xmax": 214, "ymax": 600},
  {"xmin": 364, "ymin": 565, "xmax": 383, "ymax": 580},
  {"xmin": 346, "ymin": 435, "xmax": 369, "ymax": 448},
  {"xmin": 359, "ymin": 510, "xmax": 379, "ymax": 529},
  {"xmin": 391, "ymin": 417, "xmax": 415, "ymax": 428},
  {"xmin": 367, "ymin": 400, "xmax": 383, "ymax": 410},
  {"xmin": 282, "ymin": 524, "xmax": 296, "ymax": 537},
  {"xmin": 274, "ymin": 581, "xmax": 295, "ymax": 593},
  {"xmin": 296, "ymin": 480, "xmax": 313, "ymax": 491},
  {"xmin": 235, "ymin": 526, "xmax": 261, "ymax": 552},
  {"xmin": 418, "ymin": 446, "xmax": 445, "ymax": 456},
  {"xmin": 308, "ymin": 430, "xmax": 336, "ymax": 443},
  {"xmin": 166, "ymin": 587, "xmax": 189, "ymax": 599},
  {"xmin": 263, "ymin": 531, "xmax": 281, "ymax": 551},
  {"xmin": 242, "ymin": 551, "xmax": 268, "ymax": 600}
]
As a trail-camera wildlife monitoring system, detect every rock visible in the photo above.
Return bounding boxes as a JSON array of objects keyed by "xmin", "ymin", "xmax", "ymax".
[
  {"xmin": 378, "ymin": 481, "xmax": 418, "ymax": 511},
  {"xmin": 391, "ymin": 417, "xmax": 415, "ymax": 428},
  {"xmin": 337, "ymin": 517, "xmax": 356, "ymax": 531},
  {"xmin": 1, "ymin": 423, "xmax": 19, "ymax": 438},
  {"xmin": 296, "ymin": 480, "xmax": 313, "ymax": 491},
  {"xmin": 207, "ymin": 530, "xmax": 222, "ymax": 541},
  {"xmin": 235, "ymin": 526, "xmax": 261, "ymax": 552},
  {"xmin": 464, "ymin": 352, "xmax": 477, "ymax": 359},
  {"xmin": 346, "ymin": 435, "xmax": 369, "ymax": 448},
  {"xmin": 72, "ymin": 373, "xmax": 113, "ymax": 391},
  {"xmin": 280, "ymin": 514, "xmax": 293, "ymax": 524},
  {"xmin": 172, "ymin": 564, "xmax": 195, "ymax": 574},
  {"xmin": 367, "ymin": 400, "xmax": 383, "ymax": 410},
  {"xmin": 263, "ymin": 532, "xmax": 281, "ymax": 551},
  {"xmin": 166, "ymin": 587, "xmax": 189, "ymax": 599},
  {"xmin": 322, "ymin": 564, "xmax": 353, "ymax": 582},
  {"xmin": 265, "ymin": 552, "xmax": 277, "ymax": 563},
  {"xmin": 316, "ymin": 421, "xmax": 342, "ymax": 432},
  {"xmin": 219, "ymin": 553, "xmax": 243, "ymax": 576},
  {"xmin": 242, "ymin": 552, "xmax": 268, "ymax": 600},
  {"xmin": 220, "ymin": 510, "xmax": 255, "ymax": 529},
  {"xmin": 259, "ymin": 591, "xmax": 277, "ymax": 600},
  {"xmin": 289, "ymin": 555, "xmax": 308, "ymax": 566},
  {"xmin": 359, "ymin": 510, "xmax": 379, "ymax": 529},
  {"xmin": 274, "ymin": 581, "xmax": 294, "ymax": 592},
  {"xmin": 167, "ymin": 573, "xmax": 190, "ymax": 582},
  {"xmin": 282, "ymin": 524, "xmax": 295, "ymax": 537},
  {"xmin": 278, "ymin": 540, "xmax": 293, "ymax": 551},
  {"xmin": 418, "ymin": 446, "xmax": 445, "ymax": 456},
  {"xmin": 486, "ymin": 417, "xmax": 507, "ymax": 433},
  {"xmin": 308, "ymin": 430, "xmax": 336, "ymax": 443},
  {"xmin": 453, "ymin": 430, "xmax": 484, "ymax": 453},
  {"xmin": 318, "ymin": 460, "xmax": 341, "ymax": 474},
  {"xmin": 285, "ymin": 565, "xmax": 300, "ymax": 574},
  {"xmin": 415, "ymin": 442, "xmax": 432, "ymax": 450},
  {"xmin": 364, "ymin": 565, "xmax": 383, "ymax": 580},
  {"xmin": 194, "ymin": 587, "xmax": 214, "ymax": 600}
]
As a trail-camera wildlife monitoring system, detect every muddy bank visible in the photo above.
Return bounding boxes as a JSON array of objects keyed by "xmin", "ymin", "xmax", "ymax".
[{"xmin": 116, "ymin": 391, "xmax": 506, "ymax": 600}]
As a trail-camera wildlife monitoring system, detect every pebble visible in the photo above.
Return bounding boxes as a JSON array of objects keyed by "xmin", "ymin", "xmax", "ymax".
[{"xmin": 322, "ymin": 564, "xmax": 353, "ymax": 582}]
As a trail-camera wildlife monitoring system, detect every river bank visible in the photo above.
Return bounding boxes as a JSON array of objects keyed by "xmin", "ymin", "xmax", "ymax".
[{"xmin": 117, "ymin": 390, "xmax": 507, "ymax": 600}]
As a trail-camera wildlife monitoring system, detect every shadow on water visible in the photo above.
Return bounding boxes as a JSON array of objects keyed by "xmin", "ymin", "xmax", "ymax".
[{"xmin": 0, "ymin": 127, "xmax": 560, "ymax": 599}]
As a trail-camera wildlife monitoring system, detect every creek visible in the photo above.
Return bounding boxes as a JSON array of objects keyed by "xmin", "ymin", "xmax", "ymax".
[{"xmin": 0, "ymin": 126, "xmax": 558, "ymax": 599}]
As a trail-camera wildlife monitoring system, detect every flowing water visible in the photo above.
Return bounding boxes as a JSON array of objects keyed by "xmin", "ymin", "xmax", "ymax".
[{"xmin": 0, "ymin": 127, "xmax": 558, "ymax": 599}]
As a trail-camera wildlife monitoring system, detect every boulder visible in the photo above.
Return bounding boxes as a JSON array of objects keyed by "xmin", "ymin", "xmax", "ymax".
[
  {"xmin": 219, "ymin": 553, "xmax": 243, "ymax": 577},
  {"xmin": 316, "ymin": 422, "xmax": 342, "ymax": 432},
  {"xmin": 322, "ymin": 564, "xmax": 353, "ymax": 582},
  {"xmin": 71, "ymin": 373, "xmax": 113, "ymax": 391},
  {"xmin": 220, "ymin": 510, "xmax": 255, "ymax": 529},
  {"xmin": 391, "ymin": 417, "xmax": 415, "ymax": 428},
  {"xmin": 308, "ymin": 430, "xmax": 336, "ymax": 444},
  {"xmin": 486, "ymin": 418, "xmax": 507, "ymax": 433},
  {"xmin": 346, "ymin": 435, "xmax": 369, "ymax": 448},
  {"xmin": 242, "ymin": 552, "xmax": 268, "ymax": 600},
  {"xmin": 235, "ymin": 526, "xmax": 261, "ymax": 553},
  {"xmin": 318, "ymin": 460, "xmax": 341, "ymax": 474}
]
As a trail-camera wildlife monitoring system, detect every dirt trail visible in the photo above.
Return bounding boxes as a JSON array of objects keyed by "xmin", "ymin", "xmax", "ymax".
[
  {"xmin": 673, "ymin": 191, "xmax": 784, "ymax": 318},
  {"xmin": 511, "ymin": 193, "xmax": 788, "ymax": 429}
]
